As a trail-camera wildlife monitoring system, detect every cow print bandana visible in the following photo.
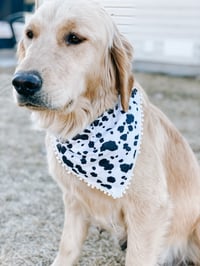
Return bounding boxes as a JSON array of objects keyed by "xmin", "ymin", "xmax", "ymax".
[{"xmin": 52, "ymin": 88, "xmax": 143, "ymax": 199}]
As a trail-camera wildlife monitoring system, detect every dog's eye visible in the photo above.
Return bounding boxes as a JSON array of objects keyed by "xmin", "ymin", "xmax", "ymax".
[
  {"xmin": 66, "ymin": 33, "xmax": 83, "ymax": 45},
  {"xmin": 26, "ymin": 30, "xmax": 34, "ymax": 39}
]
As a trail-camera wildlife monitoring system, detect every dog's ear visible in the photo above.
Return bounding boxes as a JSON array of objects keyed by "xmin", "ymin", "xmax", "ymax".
[{"xmin": 111, "ymin": 27, "xmax": 134, "ymax": 111}]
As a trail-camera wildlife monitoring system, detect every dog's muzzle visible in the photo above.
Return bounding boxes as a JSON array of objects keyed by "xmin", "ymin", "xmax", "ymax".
[{"xmin": 12, "ymin": 70, "xmax": 47, "ymax": 109}]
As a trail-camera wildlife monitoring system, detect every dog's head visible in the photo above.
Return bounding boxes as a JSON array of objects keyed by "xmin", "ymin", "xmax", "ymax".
[{"xmin": 12, "ymin": 0, "xmax": 133, "ymax": 137}]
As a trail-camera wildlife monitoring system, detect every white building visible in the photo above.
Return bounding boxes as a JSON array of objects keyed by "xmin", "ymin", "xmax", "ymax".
[
  {"xmin": 102, "ymin": 0, "xmax": 200, "ymax": 76},
  {"xmin": 1, "ymin": 0, "xmax": 199, "ymax": 75}
]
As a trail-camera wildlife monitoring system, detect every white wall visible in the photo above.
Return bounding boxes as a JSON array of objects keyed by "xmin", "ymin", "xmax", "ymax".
[{"xmin": 101, "ymin": 0, "xmax": 200, "ymax": 75}]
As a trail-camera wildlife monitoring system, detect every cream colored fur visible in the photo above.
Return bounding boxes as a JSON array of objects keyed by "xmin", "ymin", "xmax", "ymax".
[{"xmin": 13, "ymin": 0, "xmax": 200, "ymax": 265}]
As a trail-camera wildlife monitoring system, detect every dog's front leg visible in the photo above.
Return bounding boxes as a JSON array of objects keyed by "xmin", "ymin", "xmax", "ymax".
[
  {"xmin": 124, "ymin": 199, "xmax": 170, "ymax": 266},
  {"xmin": 52, "ymin": 195, "xmax": 89, "ymax": 266}
]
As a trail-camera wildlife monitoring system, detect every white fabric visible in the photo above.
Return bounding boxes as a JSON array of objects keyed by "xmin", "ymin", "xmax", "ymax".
[{"xmin": 52, "ymin": 88, "xmax": 143, "ymax": 198}]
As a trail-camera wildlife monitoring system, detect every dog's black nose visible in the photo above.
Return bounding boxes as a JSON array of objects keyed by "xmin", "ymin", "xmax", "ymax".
[{"xmin": 12, "ymin": 71, "xmax": 42, "ymax": 96}]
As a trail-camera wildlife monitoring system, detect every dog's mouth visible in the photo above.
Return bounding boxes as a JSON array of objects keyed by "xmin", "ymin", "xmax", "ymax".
[
  {"xmin": 16, "ymin": 94, "xmax": 74, "ymax": 112},
  {"xmin": 18, "ymin": 101, "xmax": 48, "ymax": 111},
  {"xmin": 16, "ymin": 94, "xmax": 50, "ymax": 111}
]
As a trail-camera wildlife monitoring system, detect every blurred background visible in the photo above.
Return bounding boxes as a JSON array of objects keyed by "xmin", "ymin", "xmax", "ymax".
[
  {"xmin": 0, "ymin": 0, "xmax": 200, "ymax": 75},
  {"xmin": 0, "ymin": 0, "xmax": 34, "ymax": 68},
  {"xmin": 104, "ymin": 0, "xmax": 200, "ymax": 76}
]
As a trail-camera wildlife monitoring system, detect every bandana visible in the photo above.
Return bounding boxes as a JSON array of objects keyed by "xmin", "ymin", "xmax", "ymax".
[{"xmin": 52, "ymin": 88, "xmax": 143, "ymax": 199}]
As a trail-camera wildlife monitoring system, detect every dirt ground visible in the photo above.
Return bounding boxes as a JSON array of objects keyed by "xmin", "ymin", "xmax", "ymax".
[{"xmin": 0, "ymin": 66, "xmax": 200, "ymax": 266}]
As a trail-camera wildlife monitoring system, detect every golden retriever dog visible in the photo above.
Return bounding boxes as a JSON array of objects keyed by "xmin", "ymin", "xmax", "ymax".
[{"xmin": 12, "ymin": 0, "xmax": 200, "ymax": 265}]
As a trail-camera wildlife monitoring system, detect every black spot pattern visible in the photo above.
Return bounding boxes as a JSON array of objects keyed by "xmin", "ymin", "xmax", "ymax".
[
  {"xmin": 75, "ymin": 165, "xmax": 86, "ymax": 175},
  {"xmin": 126, "ymin": 114, "xmax": 134, "ymax": 124},
  {"xmin": 81, "ymin": 158, "xmax": 87, "ymax": 164},
  {"xmin": 62, "ymin": 156, "xmax": 73, "ymax": 168},
  {"xmin": 73, "ymin": 134, "xmax": 89, "ymax": 141},
  {"xmin": 101, "ymin": 184, "xmax": 112, "ymax": 189},
  {"xmin": 117, "ymin": 126, "xmax": 124, "ymax": 133},
  {"xmin": 102, "ymin": 116, "xmax": 109, "ymax": 121},
  {"xmin": 107, "ymin": 176, "xmax": 116, "ymax": 183},
  {"xmin": 99, "ymin": 159, "xmax": 114, "ymax": 170},
  {"xmin": 100, "ymin": 141, "xmax": 118, "ymax": 152},
  {"xmin": 67, "ymin": 143, "xmax": 73, "ymax": 149},
  {"xmin": 120, "ymin": 134, "xmax": 127, "ymax": 141},
  {"xmin": 123, "ymin": 143, "xmax": 131, "ymax": 152},
  {"xmin": 89, "ymin": 141, "xmax": 94, "ymax": 148},
  {"xmin": 91, "ymin": 172, "xmax": 98, "ymax": 177},
  {"xmin": 96, "ymin": 133, "xmax": 102, "ymax": 138},
  {"xmin": 53, "ymin": 88, "xmax": 142, "ymax": 199},
  {"xmin": 120, "ymin": 163, "xmax": 133, "ymax": 173}
]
